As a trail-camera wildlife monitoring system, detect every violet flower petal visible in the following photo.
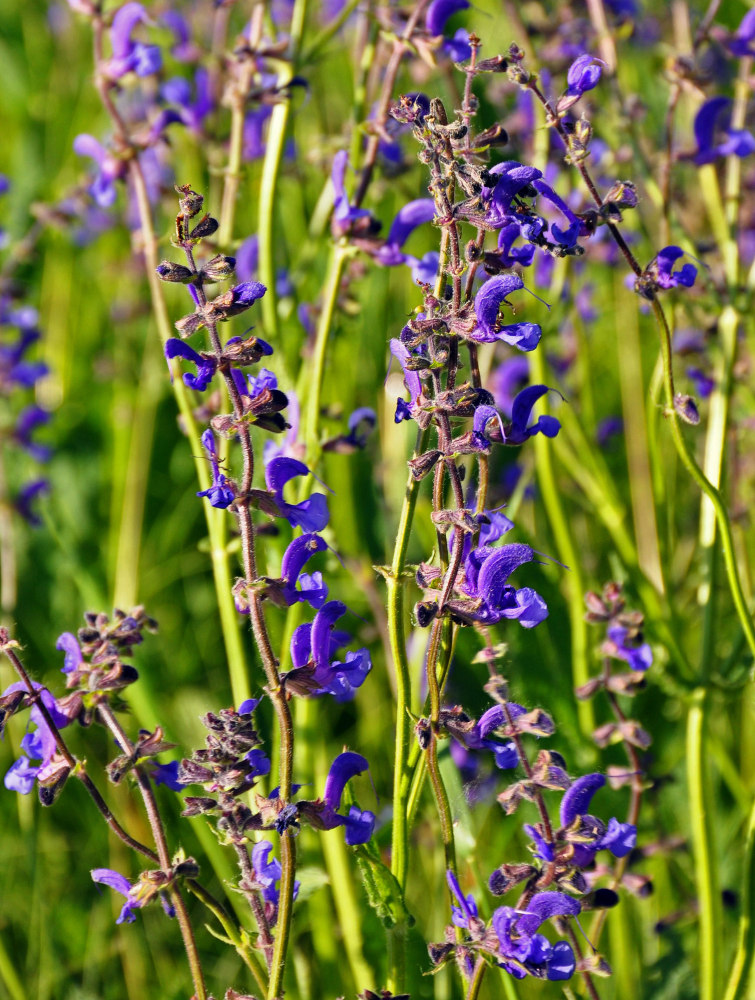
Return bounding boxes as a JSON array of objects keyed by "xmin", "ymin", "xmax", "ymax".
[{"xmin": 323, "ymin": 751, "xmax": 369, "ymax": 810}]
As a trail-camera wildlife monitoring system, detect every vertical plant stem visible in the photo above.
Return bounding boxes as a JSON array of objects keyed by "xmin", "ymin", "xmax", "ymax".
[
  {"xmin": 722, "ymin": 792, "xmax": 755, "ymax": 1000},
  {"xmin": 528, "ymin": 346, "xmax": 593, "ymax": 735},
  {"xmin": 257, "ymin": 0, "xmax": 308, "ymax": 347},
  {"xmin": 97, "ymin": 705, "xmax": 207, "ymax": 1000},
  {"xmin": 687, "ymin": 688, "xmax": 721, "ymax": 1000}
]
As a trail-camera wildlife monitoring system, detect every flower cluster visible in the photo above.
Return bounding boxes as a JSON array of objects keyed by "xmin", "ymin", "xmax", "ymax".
[{"xmin": 0, "ymin": 266, "xmax": 52, "ymax": 525}]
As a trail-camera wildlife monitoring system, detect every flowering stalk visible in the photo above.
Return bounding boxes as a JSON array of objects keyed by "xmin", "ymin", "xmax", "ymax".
[
  {"xmin": 0, "ymin": 633, "xmax": 158, "ymax": 862},
  {"xmin": 524, "ymin": 61, "xmax": 755, "ymax": 663},
  {"xmin": 96, "ymin": 702, "xmax": 207, "ymax": 1000},
  {"xmin": 82, "ymin": 8, "xmax": 252, "ymax": 703},
  {"xmin": 170, "ymin": 209, "xmax": 297, "ymax": 1000}
]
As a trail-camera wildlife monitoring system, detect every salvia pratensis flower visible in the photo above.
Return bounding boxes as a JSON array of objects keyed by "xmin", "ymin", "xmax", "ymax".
[
  {"xmin": 104, "ymin": 2, "xmax": 162, "ymax": 80},
  {"xmin": 492, "ymin": 892, "xmax": 580, "ymax": 980},
  {"xmin": 331, "ymin": 151, "xmax": 371, "ymax": 229},
  {"xmin": 164, "ymin": 341, "xmax": 214, "ymax": 388},
  {"xmin": 374, "ymin": 198, "xmax": 436, "ymax": 267},
  {"xmin": 91, "ymin": 867, "xmax": 176, "ymax": 924},
  {"xmin": 634, "ymin": 246, "xmax": 697, "ymax": 299},
  {"xmin": 288, "ymin": 600, "xmax": 372, "ymax": 700},
  {"xmin": 690, "ymin": 97, "xmax": 755, "ymax": 166},
  {"xmin": 457, "ymin": 542, "xmax": 549, "ymax": 628},
  {"xmin": 265, "ymin": 456, "xmax": 330, "ymax": 532},
  {"xmin": 250, "ymin": 840, "xmax": 300, "ymax": 923},
  {"xmin": 446, "ymin": 870, "xmax": 478, "ymax": 928},
  {"xmin": 2, "ymin": 681, "xmax": 72, "ymax": 798},
  {"xmin": 471, "ymin": 276, "xmax": 543, "ymax": 351},
  {"xmin": 727, "ymin": 8, "xmax": 755, "ymax": 57},
  {"xmin": 196, "ymin": 429, "xmax": 234, "ymax": 509},
  {"xmin": 72, "ymin": 134, "xmax": 124, "ymax": 208},
  {"xmin": 296, "ymin": 751, "xmax": 376, "ymax": 845},
  {"xmin": 557, "ymin": 54, "xmax": 605, "ymax": 114}
]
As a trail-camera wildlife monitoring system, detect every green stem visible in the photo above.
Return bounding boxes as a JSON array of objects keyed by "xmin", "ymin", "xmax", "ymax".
[
  {"xmin": 528, "ymin": 346, "xmax": 593, "ymax": 735},
  {"xmin": 299, "ymin": 244, "xmax": 350, "ymax": 466},
  {"xmin": 651, "ymin": 298, "xmax": 755, "ymax": 662},
  {"xmin": 722, "ymin": 793, "xmax": 755, "ymax": 1000},
  {"xmin": 258, "ymin": 0, "xmax": 308, "ymax": 348},
  {"xmin": 187, "ymin": 880, "xmax": 269, "ymax": 996},
  {"xmin": 127, "ymin": 159, "xmax": 251, "ymax": 704},
  {"xmin": 465, "ymin": 958, "xmax": 487, "ymax": 1000},
  {"xmin": 687, "ymin": 688, "xmax": 721, "ymax": 1000}
]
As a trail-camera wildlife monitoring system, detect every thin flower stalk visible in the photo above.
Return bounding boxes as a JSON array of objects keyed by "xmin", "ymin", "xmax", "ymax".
[
  {"xmin": 88, "ymin": 11, "xmax": 251, "ymax": 704},
  {"xmin": 96, "ymin": 703, "xmax": 207, "ymax": 1000}
]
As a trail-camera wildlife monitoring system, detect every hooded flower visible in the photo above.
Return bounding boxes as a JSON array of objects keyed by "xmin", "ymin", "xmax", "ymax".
[
  {"xmin": 493, "ymin": 893, "xmax": 579, "ymax": 980},
  {"xmin": 471, "ymin": 276, "xmax": 543, "ymax": 351},
  {"xmin": 2, "ymin": 681, "xmax": 71, "ymax": 796},
  {"xmin": 296, "ymin": 751, "xmax": 376, "ymax": 845},
  {"xmin": 690, "ymin": 97, "xmax": 755, "ymax": 166},
  {"xmin": 195, "ymin": 429, "xmax": 234, "ymax": 509},
  {"xmin": 560, "ymin": 773, "xmax": 637, "ymax": 863},
  {"xmin": 265, "ymin": 456, "xmax": 330, "ymax": 532},
  {"xmin": 460, "ymin": 542, "xmax": 549, "ymax": 628},
  {"xmin": 375, "ymin": 199, "xmax": 436, "ymax": 267},
  {"xmin": 289, "ymin": 601, "xmax": 372, "ymax": 701}
]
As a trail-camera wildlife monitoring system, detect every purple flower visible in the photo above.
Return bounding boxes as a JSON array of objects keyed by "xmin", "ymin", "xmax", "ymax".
[
  {"xmin": 322, "ymin": 751, "xmax": 375, "ymax": 845},
  {"xmin": 492, "ymin": 893, "xmax": 579, "ymax": 980},
  {"xmin": 471, "ymin": 276, "xmax": 543, "ymax": 351},
  {"xmin": 464, "ymin": 705, "xmax": 519, "ymax": 769},
  {"xmin": 654, "ymin": 246, "xmax": 697, "ymax": 291},
  {"xmin": 2, "ymin": 681, "xmax": 71, "ymax": 795},
  {"xmin": 14, "ymin": 405, "xmax": 52, "ymax": 462},
  {"xmin": 461, "ymin": 543, "xmax": 549, "ymax": 628},
  {"xmin": 504, "ymin": 385, "xmax": 561, "ymax": 445},
  {"xmin": 91, "ymin": 868, "xmax": 144, "ymax": 924},
  {"xmin": 497, "ymin": 223, "xmax": 537, "ymax": 268},
  {"xmin": 251, "ymin": 841, "xmax": 300, "ymax": 918},
  {"xmin": 606, "ymin": 624, "xmax": 652, "ymax": 671},
  {"xmin": 164, "ymin": 339, "xmax": 216, "ymax": 391},
  {"xmin": 229, "ymin": 281, "xmax": 267, "ymax": 310},
  {"xmin": 389, "ymin": 336, "xmax": 423, "ymax": 422},
  {"xmin": 687, "ymin": 366, "xmax": 714, "ymax": 399},
  {"xmin": 443, "ymin": 28, "xmax": 472, "ymax": 62},
  {"xmin": 195, "ymin": 429, "xmax": 234, "ymax": 509},
  {"xmin": 727, "ymin": 9, "xmax": 755, "ymax": 58},
  {"xmin": 446, "ymin": 870, "xmax": 478, "ymax": 928},
  {"xmin": 161, "ymin": 69, "xmax": 213, "ymax": 133},
  {"xmin": 331, "ymin": 151, "xmax": 371, "ymax": 227},
  {"xmin": 244, "ymin": 106, "xmax": 273, "ymax": 160},
  {"xmin": 15, "ymin": 479, "xmax": 50, "ymax": 526},
  {"xmin": 374, "ymin": 199, "xmax": 436, "ymax": 266},
  {"xmin": 235, "ymin": 235, "xmax": 259, "ymax": 282},
  {"xmin": 560, "ymin": 773, "xmax": 637, "ymax": 860},
  {"xmin": 691, "ymin": 97, "xmax": 755, "ymax": 166},
  {"xmin": 290, "ymin": 600, "xmax": 372, "ymax": 701},
  {"xmin": 281, "ymin": 533, "xmax": 329, "ymax": 606},
  {"xmin": 73, "ymin": 134, "xmax": 123, "ymax": 208},
  {"xmin": 56, "ymin": 632, "xmax": 82, "ymax": 673},
  {"xmin": 148, "ymin": 760, "xmax": 184, "ymax": 791},
  {"xmin": 564, "ymin": 54, "xmax": 605, "ymax": 99},
  {"xmin": 425, "ymin": 0, "xmax": 470, "ymax": 37},
  {"xmin": 265, "ymin": 456, "xmax": 330, "ymax": 532},
  {"xmin": 105, "ymin": 3, "xmax": 162, "ymax": 79}
]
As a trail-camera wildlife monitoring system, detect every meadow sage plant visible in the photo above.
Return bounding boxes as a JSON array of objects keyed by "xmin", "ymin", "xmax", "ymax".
[{"xmin": 1, "ymin": 3, "xmax": 755, "ymax": 1000}]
